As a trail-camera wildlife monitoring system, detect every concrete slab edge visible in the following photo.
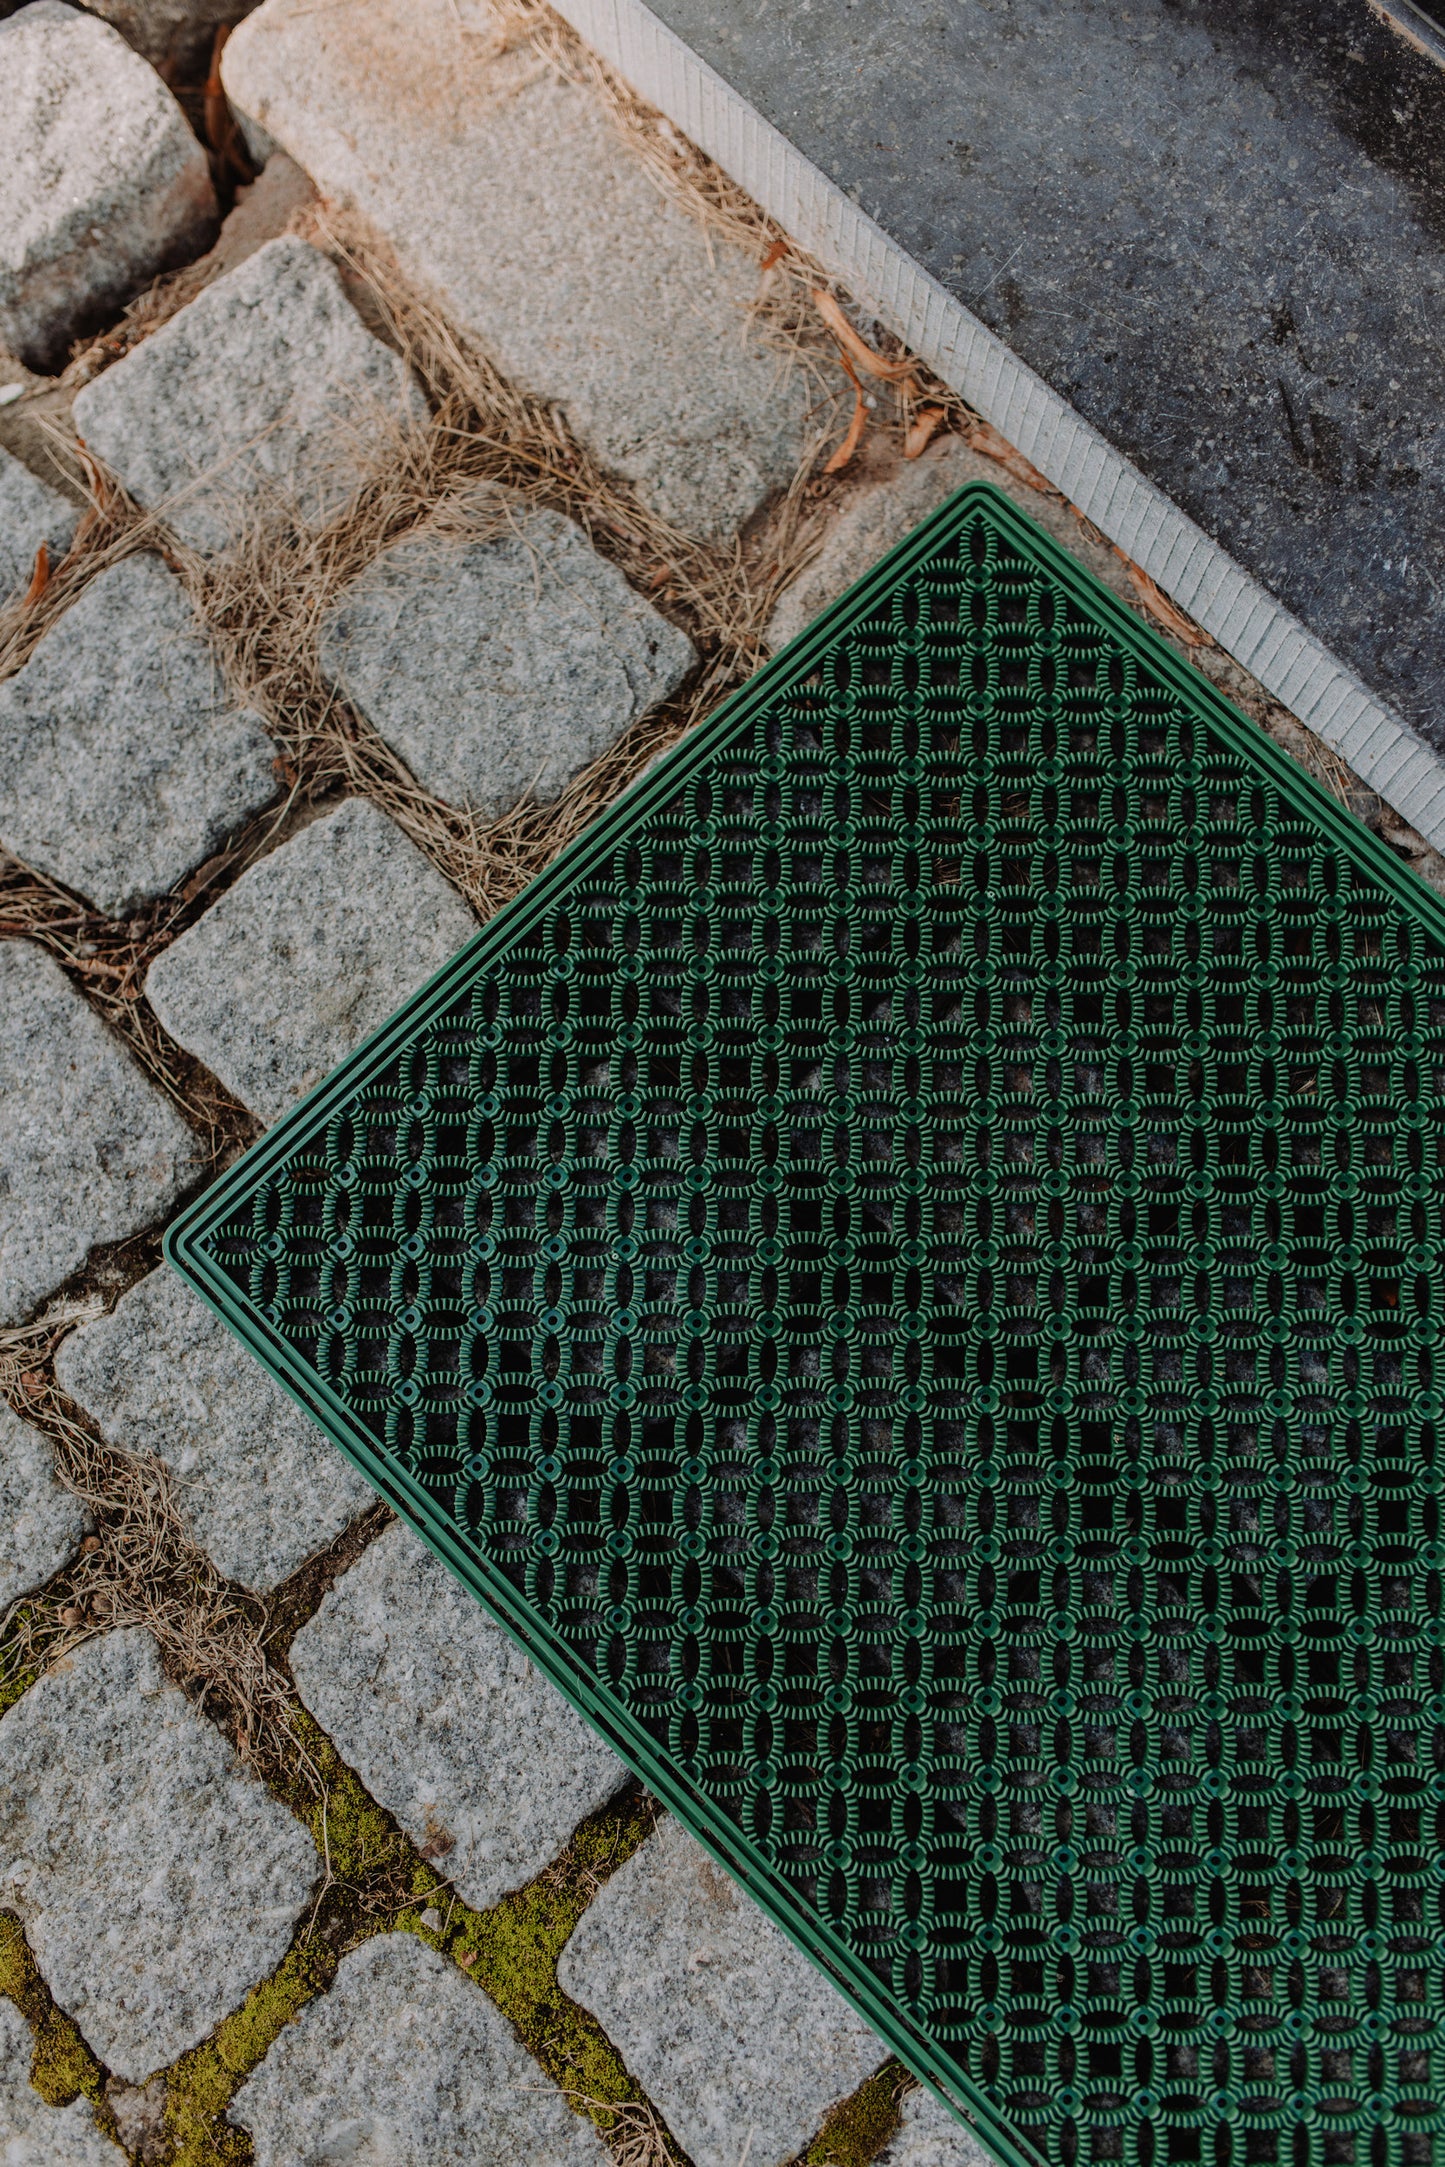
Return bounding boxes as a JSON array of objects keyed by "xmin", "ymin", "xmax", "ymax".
[{"xmin": 552, "ymin": 0, "xmax": 1445, "ymax": 857}]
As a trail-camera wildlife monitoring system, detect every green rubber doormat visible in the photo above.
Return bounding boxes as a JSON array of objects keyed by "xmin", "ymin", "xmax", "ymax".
[{"xmin": 167, "ymin": 482, "xmax": 1445, "ymax": 2167}]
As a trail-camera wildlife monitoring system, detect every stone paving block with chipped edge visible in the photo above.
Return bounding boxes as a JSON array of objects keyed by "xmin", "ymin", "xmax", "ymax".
[
  {"xmin": 766, "ymin": 434, "xmax": 1141, "ymax": 654},
  {"xmin": 0, "ymin": 1399, "xmax": 89, "ymax": 1609},
  {"xmin": 228, "ymin": 1930, "xmax": 610, "ymax": 2167},
  {"xmin": 0, "ymin": 447, "xmax": 79, "ymax": 607},
  {"xmin": 0, "ymin": 2, "xmax": 216, "ymax": 372},
  {"xmin": 557, "ymin": 1816, "xmax": 885, "ymax": 2167},
  {"xmin": 72, "ymin": 236, "xmax": 425, "ymax": 558},
  {"xmin": 0, "ymin": 941, "xmax": 205, "ymax": 1328},
  {"xmin": 319, "ymin": 493, "xmax": 696, "ymax": 819},
  {"xmin": 145, "ymin": 796, "xmax": 477, "ymax": 1128},
  {"xmin": 0, "ymin": 1628, "xmax": 316, "ymax": 2083},
  {"xmin": 877, "ymin": 2085, "xmax": 998, "ymax": 2167},
  {"xmin": 0, "ymin": 1998, "xmax": 123, "ymax": 2165},
  {"xmin": 0, "ymin": 553, "xmax": 277, "ymax": 920},
  {"xmin": 289, "ymin": 1523, "xmax": 626, "ymax": 1910},
  {"xmin": 222, "ymin": 0, "xmax": 812, "ymax": 542},
  {"xmin": 55, "ymin": 1268, "xmax": 373, "ymax": 1592}
]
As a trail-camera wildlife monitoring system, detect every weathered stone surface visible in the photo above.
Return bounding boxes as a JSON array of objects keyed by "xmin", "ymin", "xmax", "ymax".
[
  {"xmin": 0, "ymin": 1998, "xmax": 124, "ymax": 2165},
  {"xmin": 55, "ymin": 1268, "xmax": 373, "ymax": 1591},
  {"xmin": 201, "ymin": 152, "xmax": 316, "ymax": 285},
  {"xmin": 0, "ymin": 448, "xmax": 79, "ymax": 607},
  {"xmin": 558, "ymin": 1816, "xmax": 884, "ymax": 2167},
  {"xmin": 229, "ymin": 1931, "xmax": 608, "ymax": 2166},
  {"xmin": 0, "ymin": 942, "xmax": 204, "ymax": 1327},
  {"xmin": 78, "ymin": 0, "xmax": 258, "ymax": 78},
  {"xmin": 0, "ymin": 1400, "xmax": 87, "ymax": 1606},
  {"xmin": 145, "ymin": 797, "xmax": 475, "ymax": 1126},
  {"xmin": 0, "ymin": 3, "xmax": 217, "ymax": 373},
  {"xmin": 767, "ymin": 435, "xmax": 1140, "ymax": 653},
  {"xmin": 290, "ymin": 1523, "xmax": 625, "ymax": 1909},
  {"xmin": 0, "ymin": 1628, "xmax": 316, "ymax": 2082},
  {"xmin": 319, "ymin": 493, "xmax": 695, "ymax": 817},
  {"xmin": 0, "ymin": 553, "xmax": 276, "ymax": 918},
  {"xmin": 876, "ymin": 2085, "xmax": 996, "ymax": 2167},
  {"xmin": 223, "ymin": 0, "xmax": 811, "ymax": 540},
  {"xmin": 72, "ymin": 237, "xmax": 424, "ymax": 556}
]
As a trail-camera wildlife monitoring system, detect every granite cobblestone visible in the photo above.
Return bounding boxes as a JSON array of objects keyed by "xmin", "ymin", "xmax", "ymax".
[{"xmin": 289, "ymin": 1523, "xmax": 627, "ymax": 1910}]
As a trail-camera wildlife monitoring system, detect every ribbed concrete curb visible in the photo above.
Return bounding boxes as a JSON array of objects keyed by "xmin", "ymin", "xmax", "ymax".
[{"xmin": 553, "ymin": 0, "xmax": 1445, "ymax": 856}]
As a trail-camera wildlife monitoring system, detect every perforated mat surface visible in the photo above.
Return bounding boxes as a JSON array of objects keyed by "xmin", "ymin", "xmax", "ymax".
[{"xmin": 167, "ymin": 483, "xmax": 1445, "ymax": 2167}]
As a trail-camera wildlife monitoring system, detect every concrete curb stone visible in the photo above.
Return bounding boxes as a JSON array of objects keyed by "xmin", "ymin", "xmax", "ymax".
[{"xmin": 222, "ymin": 0, "xmax": 812, "ymax": 541}]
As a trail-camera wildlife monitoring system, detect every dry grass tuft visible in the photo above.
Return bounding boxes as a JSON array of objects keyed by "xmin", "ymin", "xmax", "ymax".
[
  {"xmin": 559, "ymin": 2089, "xmax": 675, "ymax": 2167},
  {"xmin": 0, "ymin": 1307, "xmax": 293, "ymax": 1765},
  {"xmin": 187, "ymin": 203, "xmax": 831, "ymax": 919}
]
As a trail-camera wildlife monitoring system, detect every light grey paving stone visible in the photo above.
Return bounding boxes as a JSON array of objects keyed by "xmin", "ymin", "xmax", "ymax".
[
  {"xmin": 0, "ymin": 1999, "xmax": 124, "ymax": 2166},
  {"xmin": 289, "ymin": 1523, "xmax": 625, "ymax": 1909},
  {"xmin": 766, "ymin": 435, "xmax": 1141, "ymax": 653},
  {"xmin": 222, "ymin": 0, "xmax": 811, "ymax": 541},
  {"xmin": 876, "ymin": 2085, "xmax": 997, "ymax": 2167},
  {"xmin": 0, "ymin": 553, "xmax": 276, "ymax": 919},
  {"xmin": 319, "ymin": 492, "xmax": 695, "ymax": 818},
  {"xmin": 0, "ymin": 449, "xmax": 79, "ymax": 607},
  {"xmin": 145, "ymin": 797, "xmax": 475, "ymax": 1126},
  {"xmin": 54, "ymin": 1268, "xmax": 373, "ymax": 1591},
  {"xmin": 558, "ymin": 1816, "xmax": 884, "ymax": 2167},
  {"xmin": 0, "ymin": 1627, "xmax": 316, "ymax": 2082},
  {"xmin": 0, "ymin": 1400, "xmax": 87, "ymax": 1607},
  {"xmin": 72, "ymin": 236, "xmax": 424, "ymax": 557},
  {"xmin": 0, "ymin": 3, "xmax": 217, "ymax": 373},
  {"xmin": 0, "ymin": 942, "xmax": 205, "ymax": 1327},
  {"xmin": 229, "ymin": 1931, "xmax": 608, "ymax": 2167}
]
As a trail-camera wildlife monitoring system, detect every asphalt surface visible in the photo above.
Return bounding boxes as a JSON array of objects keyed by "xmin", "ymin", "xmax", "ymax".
[{"xmin": 648, "ymin": 0, "xmax": 1445, "ymax": 747}]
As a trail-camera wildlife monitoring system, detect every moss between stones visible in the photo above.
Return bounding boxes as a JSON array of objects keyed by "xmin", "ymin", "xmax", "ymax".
[
  {"xmin": 440, "ymin": 1781, "xmax": 668, "ymax": 2153},
  {"xmin": 159, "ymin": 1704, "xmax": 673, "ymax": 2164},
  {"xmin": 803, "ymin": 2060, "xmax": 911, "ymax": 2166},
  {"xmin": 164, "ymin": 1938, "xmax": 338, "ymax": 2167},
  {"xmin": 0, "ymin": 1572, "xmax": 81, "ymax": 1722},
  {"xmin": 0, "ymin": 1908, "xmax": 107, "ymax": 2113}
]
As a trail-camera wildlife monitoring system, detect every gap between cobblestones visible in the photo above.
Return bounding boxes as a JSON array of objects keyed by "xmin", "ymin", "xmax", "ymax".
[
  {"xmin": 5, "ymin": 10, "xmax": 1445, "ymax": 2158},
  {"xmin": 0, "ymin": 1298, "xmax": 688, "ymax": 2161}
]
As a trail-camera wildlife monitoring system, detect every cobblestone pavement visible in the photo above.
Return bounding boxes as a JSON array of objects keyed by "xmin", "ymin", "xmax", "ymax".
[{"xmin": 1, "ymin": 2, "xmax": 1440, "ymax": 2163}]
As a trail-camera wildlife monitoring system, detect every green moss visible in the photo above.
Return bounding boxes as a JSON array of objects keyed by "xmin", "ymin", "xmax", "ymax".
[
  {"xmin": 289, "ymin": 1710, "xmax": 413, "ymax": 1885},
  {"xmin": 0, "ymin": 1910, "xmax": 106, "ymax": 2112},
  {"xmin": 804, "ymin": 2061, "xmax": 911, "ymax": 2166},
  {"xmin": 0, "ymin": 1591, "xmax": 63, "ymax": 1721},
  {"xmin": 444, "ymin": 1786, "xmax": 668, "ymax": 2149},
  {"xmin": 165, "ymin": 1939, "xmax": 340, "ymax": 2167},
  {"xmin": 161, "ymin": 1710, "xmax": 669, "ymax": 2163},
  {"xmin": 161, "ymin": 1710, "xmax": 413, "ymax": 2167}
]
